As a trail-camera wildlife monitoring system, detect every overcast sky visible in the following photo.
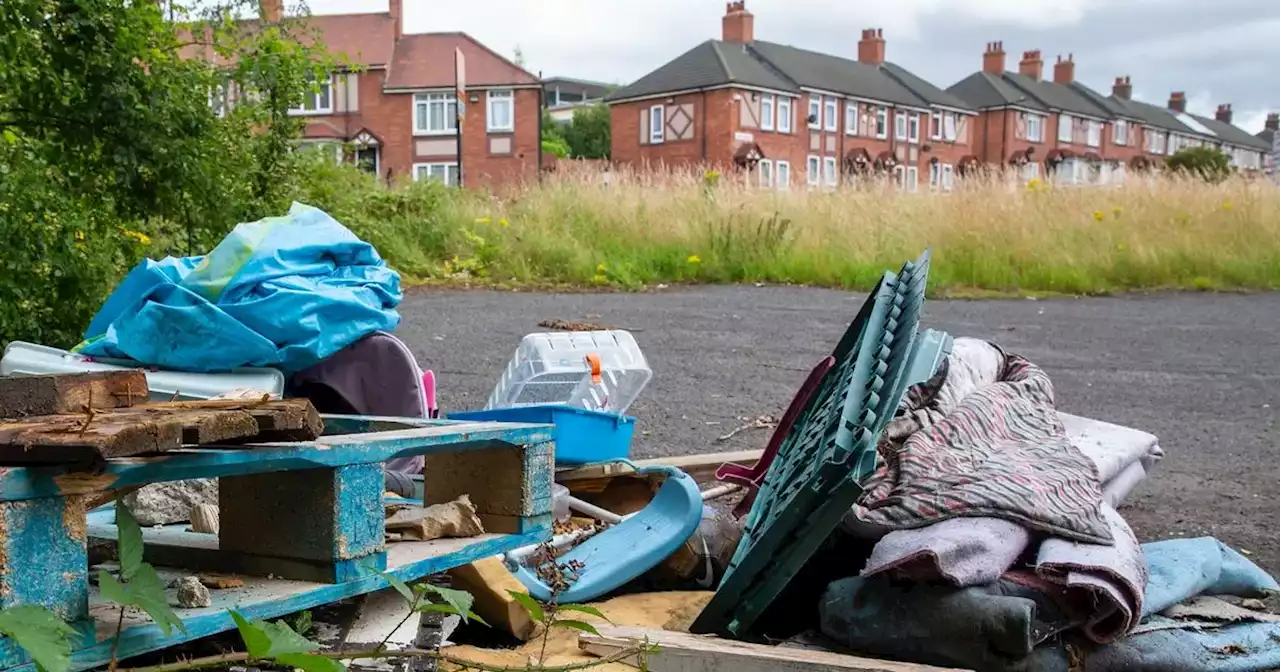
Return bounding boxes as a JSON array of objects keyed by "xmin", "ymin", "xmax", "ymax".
[{"xmin": 303, "ymin": 0, "xmax": 1277, "ymax": 133}]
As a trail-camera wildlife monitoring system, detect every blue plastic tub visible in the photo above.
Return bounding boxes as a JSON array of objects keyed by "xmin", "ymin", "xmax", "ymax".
[{"xmin": 447, "ymin": 404, "xmax": 636, "ymax": 465}]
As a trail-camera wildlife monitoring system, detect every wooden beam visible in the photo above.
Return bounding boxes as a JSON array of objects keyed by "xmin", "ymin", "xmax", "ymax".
[
  {"xmin": 579, "ymin": 626, "xmax": 971, "ymax": 672},
  {"xmin": 0, "ymin": 370, "xmax": 148, "ymax": 417}
]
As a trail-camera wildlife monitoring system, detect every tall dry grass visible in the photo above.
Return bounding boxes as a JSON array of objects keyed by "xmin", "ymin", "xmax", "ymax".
[{"xmin": 306, "ymin": 161, "xmax": 1280, "ymax": 295}]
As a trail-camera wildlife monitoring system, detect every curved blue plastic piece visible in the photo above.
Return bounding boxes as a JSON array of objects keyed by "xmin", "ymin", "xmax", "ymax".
[{"xmin": 511, "ymin": 464, "xmax": 703, "ymax": 603}]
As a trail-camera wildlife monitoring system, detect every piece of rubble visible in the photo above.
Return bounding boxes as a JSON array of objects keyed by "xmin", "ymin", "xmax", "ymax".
[
  {"xmin": 1241, "ymin": 598, "xmax": 1268, "ymax": 611},
  {"xmin": 385, "ymin": 495, "xmax": 484, "ymax": 542},
  {"xmin": 176, "ymin": 576, "xmax": 212, "ymax": 608},
  {"xmin": 190, "ymin": 503, "xmax": 220, "ymax": 534},
  {"xmin": 123, "ymin": 479, "xmax": 217, "ymax": 526},
  {"xmin": 198, "ymin": 574, "xmax": 244, "ymax": 590}
]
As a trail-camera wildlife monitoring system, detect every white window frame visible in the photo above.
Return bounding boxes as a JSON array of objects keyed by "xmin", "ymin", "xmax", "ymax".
[
  {"xmin": 412, "ymin": 162, "xmax": 459, "ymax": 186},
  {"xmin": 823, "ymin": 97, "xmax": 838, "ymax": 132},
  {"xmin": 290, "ymin": 75, "xmax": 333, "ymax": 115},
  {"xmin": 845, "ymin": 103, "xmax": 859, "ymax": 136},
  {"xmin": 944, "ymin": 113, "xmax": 958, "ymax": 142},
  {"xmin": 776, "ymin": 160, "xmax": 791, "ymax": 190},
  {"xmin": 808, "ymin": 96, "xmax": 821, "ymax": 129},
  {"xmin": 486, "ymin": 89, "xmax": 514, "ymax": 133},
  {"xmin": 893, "ymin": 165, "xmax": 905, "ymax": 189},
  {"xmin": 649, "ymin": 105, "xmax": 665, "ymax": 144},
  {"xmin": 929, "ymin": 162, "xmax": 941, "ymax": 189},
  {"xmin": 413, "ymin": 92, "xmax": 459, "ymax": 136},
  {"xmin": 1022, "ymin": 161, "xmax": 1040, "ymax": 181},
  {"xmin": 930, "ymin": 111, "xmax": 942, "ymax": 141},
  {"xmin": 875, "ymin": 106, "xmax": 888, "ymax": 139},
  {"xmin": 777, "ymin": 97, "xmax": 793, "ymax": 133},
  {"xmin": 1026, "ymin": 113, "xmax": 1043, "ymax": 142},
  {"xmin": 758, "ymin": 159, "xmax": 773, "ymax": 188},
  {"xmin": 908, "ymin": 113, "xmax": 920, "ymax": 144},
  {"xmin": 894, "ymin": 111, "xmax": 908, "ymax": 141},
  {"xmin": 1113, "ymin": 120, "xmax": 1128, "ymax": 146},
  {"xmin": 905, "ymin": 166, "xmax": 918, "ymax": 193},
  {"xmin": 1058, "ymin": 114, "xmax": 1073, "ymax": 143},
  {"xmin": 941, "ymin": 164, "xmax": 954, "ymax": 191},
  {"xmin": 1087, "ymin": 119, "xmax": 1101, "ymax": 148},
  {"xmin": 822, "ymin": 156, "xmax": 837, "ymax": 186},
  {"xmin": 760, "ymin": 94, "xmax": 775, "ymax": 132},
  {"xmin": 806, "ymin": 155, "xmax": 821, "ymax": 187}
]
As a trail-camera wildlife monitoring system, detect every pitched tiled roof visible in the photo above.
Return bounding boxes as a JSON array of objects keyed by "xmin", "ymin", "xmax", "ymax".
[
  {"xmin": 1190, "ymin": 114, "xmax": 1272, "ymax": 151},
  {"xmin": 1258, "ymin": 128, "xmax": 1276, "ymax": 149},
  {"xmin": 605, "ymin": 40, "xmax": 798, "ymax": 102},
  {"xmin": 880, "ymin": 62, "xmax": 974, "ymax": 110},
  {"xmin": 999, "ymin": 72, "xmax": 1111, "ymax": 119},
  {"xmin": 385, "ymin": 32, "xmax": 538, "ymax": 89},
  {"xmin": 946, "ymin": 72, "xmax": 1048, "ymax": 111},
  {"xmin": 1107, "ymin": 97, "xmax": 1192, "ymax": 134},
  {"xmin": 301, "ymin": 12, "xmax": 398, "ymax": 66},
  {"xmin": 746, "ymin": 41, "xmax": 925, "ymax": 108},
  {"xmin": 1067, "ymin": 82, "xmax": 1135, "ymax": 120}
]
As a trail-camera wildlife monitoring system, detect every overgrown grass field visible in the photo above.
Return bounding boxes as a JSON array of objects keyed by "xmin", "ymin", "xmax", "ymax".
[{"xmin": 304, "ymin": 163, "xmax": 1280, "ymax": 296}]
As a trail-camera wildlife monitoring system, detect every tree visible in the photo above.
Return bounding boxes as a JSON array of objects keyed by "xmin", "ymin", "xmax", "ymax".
[
  {"xmin": 1166, "ymin": 146, "xmax": 1232, "ymax": 183},
  {"xmin": 561, "ymin": 103, "xmax": 611, "ymax": 160}
]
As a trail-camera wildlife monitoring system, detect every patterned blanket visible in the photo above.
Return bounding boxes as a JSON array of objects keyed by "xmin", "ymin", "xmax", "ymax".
[{"xmin": 853, "ymin": 338, "xmax": 1114, "ymax": 544}]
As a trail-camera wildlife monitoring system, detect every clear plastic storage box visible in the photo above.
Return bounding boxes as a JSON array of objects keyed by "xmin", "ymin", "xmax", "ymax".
[{"xmin": 485, "ymin": 330, "xmax": 652, "ymax": 414}]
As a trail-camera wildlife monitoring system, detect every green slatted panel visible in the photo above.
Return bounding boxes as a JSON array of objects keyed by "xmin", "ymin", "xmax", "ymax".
[{"xmin": 690, "ymin": 251, "xmax": 934, "ymax": 638}]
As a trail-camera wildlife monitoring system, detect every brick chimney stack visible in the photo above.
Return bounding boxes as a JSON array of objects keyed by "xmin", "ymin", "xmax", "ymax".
[
  {"xmin": 1112, "ymin": 76, "xmax": 1132, "ymax": 100},
  {"xmin": 1168, "ymin": 91, "xmax": 1187, "ymax": 113},
  {"xmin": 260, "ymin": 0, "xmax": 282, "ymax": 22},
  {"xmin": 1053, "ymin": 54, "xmax": 1075, "ymax": 84},
  {"xmin": 1018, "ymin": 50, "xmax": 1043, "ymax": 80},
  {"xmin": 1214, "ymin": 104, "xmax": 1233, "ymax": 124},
  {"xmin": 858, "ymin": 28, "xmax": 886, "ymax": 65},
  {"xmin": 722, "ymin": 1, "xmax": 754, "ymax": 44},
  {"xmin": 1266, "ymin": 113, "xmax": 1279, "ymax": 131},
  {"xmin": 390, "ymin": 0, "xmax": 402, "ymax": 40},
  {"xmin": 983, "ymin": 42, "xmax": 1006, "ymax": 74}
]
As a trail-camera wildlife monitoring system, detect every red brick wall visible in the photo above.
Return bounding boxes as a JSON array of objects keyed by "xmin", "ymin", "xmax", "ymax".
[
  {"xmin": 610, "ymin": 92, "xmax": 713, "ymax": 168},
  {"xmin": 459, "ymin": 88, "xmax": 540, "ymax": 189}
]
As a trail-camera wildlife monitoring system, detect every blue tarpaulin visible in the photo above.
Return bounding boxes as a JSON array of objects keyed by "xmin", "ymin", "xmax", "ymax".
[{"xmin": 76, "ymin": 202, "xmax": 402, "ymax": 374}]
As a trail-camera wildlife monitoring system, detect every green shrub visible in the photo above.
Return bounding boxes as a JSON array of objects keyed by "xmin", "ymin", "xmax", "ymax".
[{"xmin": 1166, "ymin": 147, "xmax": 1232, "ymax": 183}]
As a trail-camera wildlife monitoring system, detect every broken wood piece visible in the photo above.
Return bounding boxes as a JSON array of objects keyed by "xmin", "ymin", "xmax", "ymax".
[
  {"xmin": 197, "ymin": 573, "xmax": 244, "ymax": 589},
  {"xmin": 385, "ymin": 495, "xmax": 484, "ymax": 542},
  {"xmin": 447, "ymin": 556, "xmax": 540, "ymax": 641},
  {"xmin": 190, "ymin": 503, "xmax": 220, "ymax": 534},
  {"xmin": 579, "ymin": 626, "xmax": 972, "ymax": 672},
  {"xmin": 0, "ymin": 370, "xmax": 149, "ymax": 418}
]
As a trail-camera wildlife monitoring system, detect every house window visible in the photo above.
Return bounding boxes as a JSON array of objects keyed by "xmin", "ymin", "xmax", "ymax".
[
  {"xmin": 822, "ymin": 156, "xmax": 837, "ymax": 186},
  {"xmin": 776, "ymin": 160, "xmax": 791, "ymax": 189},
  {"xmin": 930, "ymin": 111, "xmax": 942, "ymax": 141},
  {"xmin": 413, "ymin": 93, "xmax": 458, "ymax": 135},
  {"xmin": 875, "ymin": 107, "xmax": 888, "ymax": 139},
  {"xmin": 846, "ymin": 103, "xmax": 859, "ymax": 135},
  {"xmin": 907, "ymin": 113, "xmax": 920, "ymax": 144},
  {"xmin": 413, "ymin": 162, "xmax": 459, "ymax": 186},
  {"xmin": 777, "ymin": 97, "xmax": 792, "ymax": 133},
  {"xmin": 209, "ymin": 83, "xmax": 229, "ymax": 118},
  {"xmin": 806, "ymin": 155, "xmax": 821, "ymax": 186},
  {"xmin": 1087, "ymin": 120, "xmax": 1101, "ymax": 148},
  {"xmin": 929, "ymin": 162, "xmax": 941, "ymax": 189},
  {"xmin": 823, "ymin": 97, "xmax": 838, "ymax": 132},
  {"xmin": 290, "ymin": 75, "xmax": 332, "ymax": 115},
  {"xmin": 355, "ymin": 146, "xmax": 379, "ymax": 175},
  {"xmin": 942, "ymin": 164, "xmax": 954, "ymax": 191},
  {"xmin": 905, "ymin": 166, "xmax": 918, "ymax": 193},
  {"xmin": 894, "ymin": 111, "xmax": 908, "ymax": 141},
  {"xmin": 760, "ymin": 94, "xmax": 775, "ymax": 132},
  {"xmin": 1026, "ymin": 114, "xmax": 1043, "ymax": 142},
  {"xmin": 649, "ymin": 105, "xmax": 664, "ymax": 144},
  {"xmin": 486, "ymin": 90, "xmax": 514, "ymax": 132},
  {"xmin": 1058, "ymin": 114, "xmax": 1073, "ymax": 143},
  {"xmin": 759, "ymin": 159, "xmax": 773, "ymax": 188},
  {"xmin": 808, "ymin": 96, "xmax": 821, "ymax": 128},
  {"xmin": 1022, "ymin": 162, "xmax": 1040, "ymax": 181},
  {"xmin": 944, "ymin": 113, "xmax": 958, "ymax": 141},
  {"xmin": 1114, "ymin": 120, "xmax": 1128, "ymax": 146},
  {"xmin": 893, "ymin": 165, "xmax": 905, "ymax": 188}
]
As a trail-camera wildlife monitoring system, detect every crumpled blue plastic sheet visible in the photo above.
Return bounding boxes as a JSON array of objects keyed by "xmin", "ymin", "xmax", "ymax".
[{"xmin": 76, "ymin": 202, "xmax": 402, "ymax": 374}]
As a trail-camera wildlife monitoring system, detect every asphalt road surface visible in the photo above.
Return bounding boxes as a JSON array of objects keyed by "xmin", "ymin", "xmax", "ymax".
[{"xmin": 399, "ymin": 287, "xmax": 1280, "ymax": 575}]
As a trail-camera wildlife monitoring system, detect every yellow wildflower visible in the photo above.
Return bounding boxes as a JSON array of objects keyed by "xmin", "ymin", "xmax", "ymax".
[
  {"xmin": 1092, "ymin": 211, "xmax": 1106, "ymax": 222},
  {"xmin": 596, "ymin": 262, "xmax": 607, "ymax": 274},
  {"xmin": 1112, "ymin": 207, "xmax": 1123, "ymax": 218},
  {"xmin": 123, "ymin": 229, "xmax": 152, "ymax": 245},
  {"xmin": 1025, "ymin": 178, "xmax": 1042, "ymax": 190},
  {"xmin": 498, "ymin": 218, "xmax": 509, "ymax": 227},
  {"xmin": 1221, "ymin": 202, "xmax": 1233, "ymax": 211},
  {"xmin": 475, "ymin": 216, "xmax": 492, "ymax": 224},
  {"xmin": 74, "ymin": 231, "xmax": 85, "ymax": 241},
  {"xmin": 686, "ymin": 255, "xmax": 702, "ymax": 264},
  {"xmin": 704, "ymin": 169, "xmax": 720, "ymax": 180}
]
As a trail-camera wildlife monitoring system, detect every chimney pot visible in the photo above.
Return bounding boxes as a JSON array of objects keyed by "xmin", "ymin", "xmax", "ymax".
[
  {"xmin": 1168, "ymin": 91, "xmax": 1187, "ymax": 113},
  {"xmin": 261, "ymin": 0, "xmax": 282, "ymax": 22},
  {"xmin": 982, "ymin": 40, "xmax": 1006, "ymax": 74},
  {"xmin": 1215, "ymin": 103, "xmax": 1233, "ymax": 124},
  {"xmin": 722, "ymin": 1, "xmax": 754, "ymax": 44},
  {"xmin": 1018, "ymin": 49, "xmax": 1044, "ymax": 81},
  {"xmin": 389, "ymin": 0, "xmax": 402, "ymax": 40},
  {"xmin": 1053, "ymin": 53, "xmax": 1075, "ymax": 84},
  {"xmin": 857, "ymin": 26, "xmax": 886, "ymax": 65},
  {"xmin": 1111, "ymin": 75, "xmax": 1132, "ymax": 100},
  {"xmin": 1266, "ymin": 112, "xmax": 1279, "ymax": 131}
]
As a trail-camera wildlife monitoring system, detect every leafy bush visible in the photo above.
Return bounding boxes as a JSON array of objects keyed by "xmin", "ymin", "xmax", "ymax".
[{"xmin": 1166, "ymin": 147, "xmax": 1232, "ymax": 183}]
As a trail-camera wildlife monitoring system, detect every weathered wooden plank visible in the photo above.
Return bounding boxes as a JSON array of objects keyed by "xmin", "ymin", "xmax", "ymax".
[
  {"xmin": 579, "ymin": 626, "xmax": 971, "ymax": 672},
  {"xmin": 0, "ymin": 370, "xmax": 148, "ymax": 418},
  {"xmin": 0, "ymin": 495, "xmax": 89, "ymax": 622},
  {"xmin": 0, "ymin": 421, "xmax": 555, "ymax": 502}
]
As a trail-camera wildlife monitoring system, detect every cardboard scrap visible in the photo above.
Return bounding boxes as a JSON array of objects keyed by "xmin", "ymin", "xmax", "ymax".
[
  {"xmin": 198, "ymin": 573, "xmax": 245, "ymax": 590},
  {"xmin": 385, "ymin": 494, "xmax": 484, "ymax": 542}
]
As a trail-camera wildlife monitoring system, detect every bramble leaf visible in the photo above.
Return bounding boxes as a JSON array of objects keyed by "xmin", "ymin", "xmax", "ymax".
[
  {"xmin": 506, "ymin": 591, "xmax": 544, "ymax": 622},
  {"xmin": 416, "ymin": 584, "xmax": 478, "ymax": 624},
  {"xmin": 0, "ymin": 605, "xmax": 78, "ymax": 672},
  {"xmin": 555, "ymin": 604, "xmax": 609, "ymax": 621},
  {"xmin": 230, "ymin": 611, "xmax": 317, "ymax": 659},
  {"xmin": 550, "ymin": 619, "xmax": 600, "ymax": 636},
  {"xmin": 114, "ymin": 501, "xmax": 143, "ymax": 581},
  {"xmin": 127, "ymin": 564, "xmax": 185, "ymax": 636}
]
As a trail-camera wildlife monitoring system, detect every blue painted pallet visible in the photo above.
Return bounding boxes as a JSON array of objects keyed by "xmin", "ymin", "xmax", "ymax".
[
  {"xmin": 690, "ymin": 251, "xmax": 938, "ymax": 638},
  {"xmin": 0, "ymin": 415, "xmax": 557, "ymax": 672}
]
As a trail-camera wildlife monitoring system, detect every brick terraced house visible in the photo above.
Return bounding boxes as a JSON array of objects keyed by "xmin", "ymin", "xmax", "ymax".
[
  {"xmin": 604, "ymin": 2, "xmax": 981, "ymax": 192},
  {"xmin": 948, "ymin": 43, "xmax": 1270, "ymax": 184},
  {"xmin": 200, "ymin": 0, "xmax": 542, "ymax": 188}
]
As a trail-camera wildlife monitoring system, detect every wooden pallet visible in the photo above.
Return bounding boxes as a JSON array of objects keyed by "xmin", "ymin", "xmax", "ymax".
[{"xmin": 0, "ymin": 414, "xmax": 556, "ymax": 672}]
